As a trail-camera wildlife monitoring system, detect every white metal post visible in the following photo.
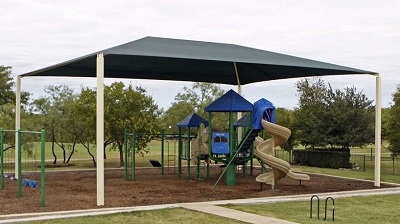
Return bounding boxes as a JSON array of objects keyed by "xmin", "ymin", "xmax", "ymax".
[
  {"xmin": 15, "ymin": 76, "xmax": 21, "ymax": 179},
  {"xmin": 234, "ymin": 62, "xmax": 243, "ymax": 140},
  {"xmin": 374, "ymin": 74, "xmax": 381, "ymax": 187},
  {"xmin": 96, "ymin": 53, "xmax": 105, "ymax": 205}
]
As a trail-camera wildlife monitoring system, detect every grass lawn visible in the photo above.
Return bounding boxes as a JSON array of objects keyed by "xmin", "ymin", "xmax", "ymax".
[
  {"xmin": 226, "ymin": 194, "xmax": 400, "ymax": 224},
  {"xmin": 31, "ymin": 208, "xmax": 245, "ymax": 224}
]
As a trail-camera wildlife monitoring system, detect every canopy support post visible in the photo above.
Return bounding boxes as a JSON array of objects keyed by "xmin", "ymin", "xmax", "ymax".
[
  {"xmin": 96, "ymin": 53, "xmax": 105, "ymax": 206},
  {"xmin": 234, "ymin": 62, "xmax": 243, "ymax": 140},
  {"xmin": 15, "ymin": 76, "xmax": 21, "ymax": 179},
  {"xmin": 374, "ymin": 74, "xmax": 381, "ymax": 187}
]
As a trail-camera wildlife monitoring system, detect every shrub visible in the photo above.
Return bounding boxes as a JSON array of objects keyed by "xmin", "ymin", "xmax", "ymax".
[{"xmin": 292, "ymin": 149, "xmax": 351, "ymax": 169}]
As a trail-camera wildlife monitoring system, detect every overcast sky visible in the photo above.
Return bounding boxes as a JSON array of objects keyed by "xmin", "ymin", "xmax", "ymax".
[{"xmin": 1, "ymin": 0, "xmax": 399, "ymax": 109}]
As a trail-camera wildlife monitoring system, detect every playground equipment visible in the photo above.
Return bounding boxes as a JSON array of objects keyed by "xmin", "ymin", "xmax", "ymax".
[
  {"xmin": 200, "ymin": 89, "xmax": 309, "ymax": 188},
  {"xmin": 254, "ymin": 120, "xmax": 310, "ymax": 189},
  {"xmin": 124, "ymin": 129, "xmax": 180, "ymax": 180},
  {"xmin": 177, "ymin": 113, "xmax": 209, "ymax": 180},
  {"xmin": 0, "ymin": 128, "xmax": 46, "ymax": 207}
]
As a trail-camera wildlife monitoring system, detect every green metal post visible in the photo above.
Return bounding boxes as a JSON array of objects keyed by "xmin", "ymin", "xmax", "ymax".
[
  {"xmin": 178, "ymin": 128, "xmax": 182, "ymax": 178},
  {"xmin": 0, "ymin": 128, "xmax": 3, "ymax": 190},
  {"xmin": 250, "ymin": 158, "xmax": 254, "ymax": 176},
  {"xmin": 207, "ymin": 161, "xmax": 210, "ymax": 179},
  {"xmin": 40, "ymin": 130, "xmax": 46, "ymax": 207},
  {"xmin": 17, "ymin": 129, "xmax": 22, "ymax": 197},
  {"xmin": 226, "ymin": 112, "xmax": 236, "ymax": 186},
  {"xmin": 161, "ymin": 130, "xmax": 164, "ymax": 175},
  {"xmin": 208, "ymin": 112, "xmax": 212, "ymax": 158},
  {"xmin": 131, "ymin": 129, "xmax": 136, "ymax": 181},
  {"xmin": 124, "ymin": 129, "xmax": 128, "ymax": 180},
  {"xmin": 186, "ymin": 128, "xmax": 190, "ymax": 179}
]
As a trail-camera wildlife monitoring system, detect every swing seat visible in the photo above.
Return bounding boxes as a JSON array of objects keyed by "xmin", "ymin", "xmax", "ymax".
[{"xmin": 149, "ymin": 159, "xmax": 162, "ymax": 167}]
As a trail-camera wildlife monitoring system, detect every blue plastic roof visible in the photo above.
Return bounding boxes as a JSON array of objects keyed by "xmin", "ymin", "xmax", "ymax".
[
  {"xmin": 253, "ymin": 98, "xmax": 276, "ymax": 129},
  {"xmin": 176, "ymin": 113, "xmax": 208, "ymax": 128},
  {"xmin": 205, "ymin": 89, "xmax": 253, "ymax": 112}
]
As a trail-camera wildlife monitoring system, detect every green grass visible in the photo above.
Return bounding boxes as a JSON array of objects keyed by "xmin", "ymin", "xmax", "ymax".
[
  {"xmin": 292, "ymin": 164, "xmax": 400, "ymax": 184},
  {"xmin": 226, "ymin": 194, "xmax": 400, "ymax": 224},
  {"xmin": 32, "ymin": 208, "xmax": 244, "ymax": 224}
]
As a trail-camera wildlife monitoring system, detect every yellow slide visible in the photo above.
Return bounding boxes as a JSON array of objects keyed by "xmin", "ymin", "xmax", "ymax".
[{"xmin": 254, "ymin": 119, "xmax": 310, "ymax": 188}]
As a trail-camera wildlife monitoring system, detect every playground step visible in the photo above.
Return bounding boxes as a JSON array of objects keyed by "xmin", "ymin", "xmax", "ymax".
[{"xmin": 180, "ymin": 203, "xmax": 297, "ymax": 224}]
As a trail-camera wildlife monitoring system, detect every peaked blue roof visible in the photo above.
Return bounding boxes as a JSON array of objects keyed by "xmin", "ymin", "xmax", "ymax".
[
  {"xmin": 176, "ymin": 113, "xmax": 208, "ymax": 128},
  {"xmin": 205, "ymin": 89, "xmax": 253, "ymax": 112}
]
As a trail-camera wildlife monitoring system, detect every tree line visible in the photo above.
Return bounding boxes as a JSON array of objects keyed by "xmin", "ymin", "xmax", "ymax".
[{"xmin": 1, "ymin": 65, "xmax": 400, "ymax": 166}]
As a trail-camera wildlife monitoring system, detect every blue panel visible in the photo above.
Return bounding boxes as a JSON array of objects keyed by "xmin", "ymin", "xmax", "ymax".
[{"xmin": 212, "ymin": 132, "xmax": 230, "ymax": 154}]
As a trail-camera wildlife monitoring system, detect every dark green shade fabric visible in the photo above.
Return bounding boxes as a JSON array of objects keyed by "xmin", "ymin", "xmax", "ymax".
[{"xmin": 20, "ymin": 36, "xmax": 375, "ymax": 85}]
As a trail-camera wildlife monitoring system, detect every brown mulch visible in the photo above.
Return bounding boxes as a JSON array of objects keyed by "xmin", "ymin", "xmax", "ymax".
[{"xmin": 0, "ymin": 167, "xmax": 395, "ymax": 215}]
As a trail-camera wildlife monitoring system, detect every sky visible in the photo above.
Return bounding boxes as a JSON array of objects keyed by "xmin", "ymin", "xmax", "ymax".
[{"xmin": 1, "ymin": 0, "xmax": 399, "ymax": 110}]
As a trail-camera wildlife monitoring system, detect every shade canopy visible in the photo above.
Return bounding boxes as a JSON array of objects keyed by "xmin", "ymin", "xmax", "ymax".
[{"xmin": 20, "ymin": 36, "xmax": 375, "ymax": 84}]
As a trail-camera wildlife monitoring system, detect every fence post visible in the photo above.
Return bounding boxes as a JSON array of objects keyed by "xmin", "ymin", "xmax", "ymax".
[
  {"xmin": 17, "ymin": 129, "xmax": 22, "ymax": 198},
  {"xmin": 131, "ymin": 129, "xmax": 136, "ymax": 181},
  {"xmin": 0, "ymin": 128, "xmax": 3, "ymax": 190},
  {"xmin": 124, "ymin": 129, "xmax": 128, "ymax": 180},
  {"xmin": 363, "ymin": 155, "xmax": 366, "ymax": 172},
  {"xmin": 40, "ymin": 130, "xmax": 46, "ymax": 207},
  {"xmin": 161, "ymin": 130, "xmax": 164, "ymax": 175},
  {"xmin": 393, "ymin": 156, "xmax": 395, "ymax": 175},
  {"xmin": 370, "ymin": 148, "xmax": 373, "ymax": 161}
]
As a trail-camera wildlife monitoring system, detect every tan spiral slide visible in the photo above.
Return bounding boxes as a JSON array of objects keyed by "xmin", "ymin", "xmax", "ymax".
[{"xmin": 254, "ymin": 119, "xmax": 310, "ymax": 188}]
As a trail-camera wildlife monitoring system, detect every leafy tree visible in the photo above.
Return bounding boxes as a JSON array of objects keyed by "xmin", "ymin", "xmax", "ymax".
[
  {"xmin": 387, "ymin": 84, "xmax": 400, "ymax": 156},
  {"xmin": 75, "ymin": 82, "xmax": 161, "ymax": 166},
  {"xmin": 0, "ymin": 65, "xmax": 30, "ymax": 107},
  {"xmin": 32, "ymin": 85, "xmax": 77, "ymax": 164},
  {"xmin": 294, "ymin": 78, "xmax": 374, "ymax": 150},
  {"xmin": 105, "ymin": 82, "xmax": 161, "ymax": 166},
  {"xmin": 162, "ymin": 102, "xmax": 195, "ymax": 133},
  {"xmin": 170, "ymin": 82, "xmax": 227, "ymax": 131},
  {"xmin": 293, "ymin": 78, "xmax": 328, "ymax": 148},
  {"xmin": 276, "ymin": 108, "xmax": 297, "ymax": 151},
  {"xmin": 381, "ymin": 107, "xmax": 390, "ymax": 141}
]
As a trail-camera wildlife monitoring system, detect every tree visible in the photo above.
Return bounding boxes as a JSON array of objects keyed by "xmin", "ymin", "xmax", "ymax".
[
  {"xmin": 75, "ymin": 82, "xmax": 161, "ymax": 166},
  {"xmin": 387, "ymin": 84, "xmax": 400, "ymax": 156},
  {"xmin": 293, "ymin": 78, "xmax": 328, "ymax": 148},
  {"xmin": 0, "ymin": 66, "xmax": 32, "ymax": 152},
  {"xmin": 0, "ymin": 65, "xmax": 30, "ymax": 107},
  {"xmin": 276, "ymin": 108, "xmax": 297, "ymax": 151},
  {"xmin": 293, "ymin": 78, "xmax": 374, "ymax": 150},
  {"xmin": 162, "ymin": 102, "xmax": 195, "ymax": 133},
  {"xmin": 169, "ymin": 82, "xmax": 227, "ymax": 131},
  {"xmin": 32, "ymin": 85, "xmax": 77, "ymax": 164}
]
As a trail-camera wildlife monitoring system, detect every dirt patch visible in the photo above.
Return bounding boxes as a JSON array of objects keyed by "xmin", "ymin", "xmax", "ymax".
[{"xmin": 0, "ymin": 167, "xmax": 394, "ymax": 215}]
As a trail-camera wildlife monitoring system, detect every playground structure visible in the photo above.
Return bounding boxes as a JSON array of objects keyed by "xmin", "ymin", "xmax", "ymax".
[
  {"xmin": 0, "ymin": 128, "xmax": 46, "ymax": 207},
  {"xmin": 123, "ymin": 89, "xmax": 309, "ymax": 189},
  {"xmin": 254, "ymin": 120, "xmax": 310, "ymax": 189},
  {"xmin": 201, "ymin": 89, "xmax": 309, "ymax": 187},
  {"xmin": 123, "ymin": 129, "xmax": 183, "ymax": 181}
]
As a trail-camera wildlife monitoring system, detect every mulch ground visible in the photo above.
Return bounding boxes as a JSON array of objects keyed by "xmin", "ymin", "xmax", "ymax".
[{"xmin": 0, "ymin": 166, "xmax": 395, "ymax": 215}]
